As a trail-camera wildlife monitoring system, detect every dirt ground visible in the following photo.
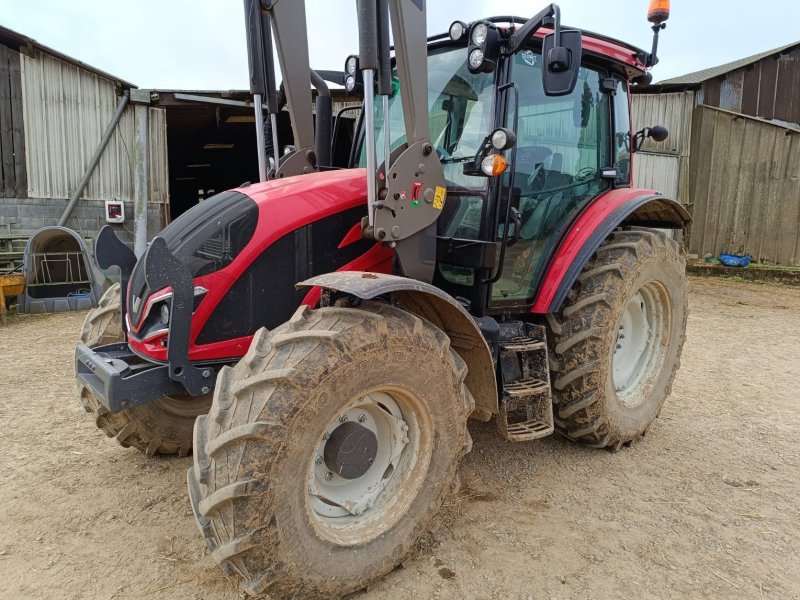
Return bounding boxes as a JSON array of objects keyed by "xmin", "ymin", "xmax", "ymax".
[{"xmin": 1, "ymin": 276, "xmax": 798, "ymax": 600}]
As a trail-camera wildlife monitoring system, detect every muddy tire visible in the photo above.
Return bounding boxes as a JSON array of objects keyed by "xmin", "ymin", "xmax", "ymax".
[
  {"xmin": 545, "ymin": 228, "xmax": 687, "ymax": 449},
  {"xmin": 77, "ymin": 282, "xmax": 211, "ymax": 457},
  {"xmin": 188, "ymin": 302, "xmax": 473, "ymax": 598}
]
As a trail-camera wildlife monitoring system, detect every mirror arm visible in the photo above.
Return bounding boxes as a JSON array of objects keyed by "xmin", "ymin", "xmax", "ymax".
[
  {"xmin": 505, "ymin": 3, "xmax": 560, "ymax": 56},
  {"xmin": 633, "ymin": 129, "xmax": 644, "ymax": 152}
]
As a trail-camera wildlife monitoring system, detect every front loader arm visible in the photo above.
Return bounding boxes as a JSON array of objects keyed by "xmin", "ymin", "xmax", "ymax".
[{"xmin": 259, "ymin": 0, "xmax": 317, "ymax": 177}]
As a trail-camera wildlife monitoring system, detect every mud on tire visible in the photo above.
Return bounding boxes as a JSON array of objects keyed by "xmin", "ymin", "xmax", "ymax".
[
  {"xmin": 77, "ymin": 282, "xmax": 211, "ymax": 457},
  {"xmin": 188, "ymin": 301, "xmax": 474, "ymax": 598},
  {"xmin": 545, "ymin": 228, "xmax": 687, "ymax": 449}
]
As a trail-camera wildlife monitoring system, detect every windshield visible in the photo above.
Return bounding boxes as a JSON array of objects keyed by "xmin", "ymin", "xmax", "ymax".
[{"xmin": 358, "ymin": 46, "xmax": 495, "ymax": 191}]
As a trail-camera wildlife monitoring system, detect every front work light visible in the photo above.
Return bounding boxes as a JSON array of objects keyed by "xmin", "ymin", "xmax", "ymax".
[
  {"xmin": 160, "ymin": 303, "xmax": 170, "ymax": 325},
  {"xmin": 345, "ymin": 75, "xmax": 357, "ymax": 93},
  {"xmin": 490, "ymin": 128, "xmax": 517, "ymax": 151}
]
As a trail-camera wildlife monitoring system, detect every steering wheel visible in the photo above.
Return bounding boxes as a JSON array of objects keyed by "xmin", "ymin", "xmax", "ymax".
[
  {"xmin": 574, "ymin": 166, "xmax": 597, "ymax": 182},
  {"xmin": 526, "ymin": 163, "xmax": 547, "ymax": 190}
]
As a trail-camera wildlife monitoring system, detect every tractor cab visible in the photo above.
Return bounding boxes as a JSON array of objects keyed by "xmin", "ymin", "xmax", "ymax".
[{"xmin": 353, "ymin": 21, "xmax": 643, "ymax": 314}]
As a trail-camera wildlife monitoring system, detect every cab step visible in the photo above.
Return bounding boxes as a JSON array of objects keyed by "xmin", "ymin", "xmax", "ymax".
[{"xmin": 497, "ymin": 323, "xmax": 554, "ymax": 442}]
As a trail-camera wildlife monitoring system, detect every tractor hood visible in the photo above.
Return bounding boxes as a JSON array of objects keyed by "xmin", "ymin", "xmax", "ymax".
[{"xmin": 126, "ymin": 168, "xmax": 387, "ymax": 363}]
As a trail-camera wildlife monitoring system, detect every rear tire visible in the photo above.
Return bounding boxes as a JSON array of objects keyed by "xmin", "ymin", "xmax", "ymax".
[
  {"xmin": 77, "ymin": 282, "xmax": 211, "ymax": 457},
  {"xmin": 545, "ymin": 228, "xmax": 687, "ymax": 449},
  {"xmin": 188, "ymin": 302, "xmax": 473, "ymax": 598}
]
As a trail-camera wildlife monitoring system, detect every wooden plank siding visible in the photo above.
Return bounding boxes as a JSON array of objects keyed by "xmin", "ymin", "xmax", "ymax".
[
  {"xmin": 688, "ymin": 105, "xmax": 800, "ymax": 265},
  {"xmin": 0, "ymin": 44, "xmax": 26, "ymax": 198}
]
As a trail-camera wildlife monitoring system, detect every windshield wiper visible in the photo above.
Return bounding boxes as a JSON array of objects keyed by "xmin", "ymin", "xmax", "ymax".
[{"xmin": 439, "ymin": 155, "xmax": 474, "ymax": 164}]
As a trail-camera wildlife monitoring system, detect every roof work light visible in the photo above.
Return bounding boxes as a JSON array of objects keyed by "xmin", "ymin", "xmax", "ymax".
[
  {"xmin": 449, "ymin": 20, "xmax": 468, "ymax": 42},
  {"xmin": 344, "ymin": 55, "xmax": 362, "ymax": 94},
  {"xmin": 466, "ymin": 21, "xmax": 500, "ymax": 73}
]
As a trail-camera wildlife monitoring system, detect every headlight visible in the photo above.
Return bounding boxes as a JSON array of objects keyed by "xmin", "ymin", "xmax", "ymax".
[
  {"xmin": 471, "ymin": 23, "xmax": 488, "ymax": 46},
  {"xmin": 469, "ymin": 48, "xmax": 485, "ymax": 70},
  {"xmin": 160, "ymin": 303, "xmax": 170, "ymax": 325},
  {"xmin": 345, "ymin": 75, "xmax": 356, "ymax": 93}
]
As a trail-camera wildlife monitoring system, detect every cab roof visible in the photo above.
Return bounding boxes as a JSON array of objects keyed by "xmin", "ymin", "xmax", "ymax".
[{"xmin": 428, "ymin": 17, "xmax": 649, "ymax": 78}]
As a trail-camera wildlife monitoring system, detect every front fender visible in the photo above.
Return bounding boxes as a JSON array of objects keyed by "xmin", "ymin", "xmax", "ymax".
[
  {"xmin": 297, "ymin": 272, "xmax": 498, "ymax": 416},
  {"xmin": 532, "ymin": 189, "xmax": 691, "ymax": 314}
]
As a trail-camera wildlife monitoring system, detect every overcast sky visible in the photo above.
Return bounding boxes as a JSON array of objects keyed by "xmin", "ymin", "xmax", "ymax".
[{"xmin": 1, "ymin": 0, "xmax": 797, "ymax": 89}]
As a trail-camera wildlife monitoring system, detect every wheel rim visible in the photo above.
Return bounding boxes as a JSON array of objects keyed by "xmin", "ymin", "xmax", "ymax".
[
  {"xmin": 612, "ymin": 281, "xmax": 671, "ymax": 407},
  {"xmin": 152, "ymin": 393, "xmax": 211, "ymax": 417},
  {"xmin": 306, "ymin": 386, "xmax": 433, "ymax": 546}
]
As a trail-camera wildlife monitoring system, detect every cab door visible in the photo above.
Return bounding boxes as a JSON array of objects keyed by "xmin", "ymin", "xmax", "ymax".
[{"xmin": 488, "ymin": 50, "xmax": 613, "ymax": 311}]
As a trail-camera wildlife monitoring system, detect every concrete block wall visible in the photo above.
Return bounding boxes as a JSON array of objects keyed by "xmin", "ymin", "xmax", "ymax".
[{"xmin": 0, "ymin": 197, "xmax": 165, "ymax": 249}]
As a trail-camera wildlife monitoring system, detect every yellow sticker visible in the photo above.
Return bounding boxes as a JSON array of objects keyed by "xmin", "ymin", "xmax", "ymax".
[{"xmin": 432, "ymin": 186, "xmax": 446, "ymax": 210}]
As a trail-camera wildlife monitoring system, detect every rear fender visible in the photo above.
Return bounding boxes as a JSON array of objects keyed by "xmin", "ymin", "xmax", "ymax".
[
  {"xmin": 297, "ymin": 272, "xmax": 498, "ymax": 416},
  {"xmin": 532, "ymin": 190, "xmax": 691, "ymax": 314}
]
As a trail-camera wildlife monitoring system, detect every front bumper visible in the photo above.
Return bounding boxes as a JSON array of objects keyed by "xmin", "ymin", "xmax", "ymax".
[{"xmin": 75, "ymin": 342, "xmax": 186, "ymax": 413}]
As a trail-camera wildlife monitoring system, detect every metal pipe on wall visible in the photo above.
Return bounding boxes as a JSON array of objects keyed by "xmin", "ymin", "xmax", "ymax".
[
  {"xmin": 57, "ymin": 90, "xmax": 130, "ymax": 227},
  {"xmin": 132, "ymin": 102, "xmax": 150, "ymax": 258}
]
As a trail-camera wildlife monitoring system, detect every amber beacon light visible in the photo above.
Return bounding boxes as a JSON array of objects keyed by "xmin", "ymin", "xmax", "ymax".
[{"xmin": 648, "ymin": 0, "xmax": 670, "ymax": 24}]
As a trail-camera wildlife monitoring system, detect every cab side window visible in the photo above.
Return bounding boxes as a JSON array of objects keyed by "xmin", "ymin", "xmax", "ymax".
[{"xmin": 614, "ymin": 79, "xmax": 632, "ymax": 184}]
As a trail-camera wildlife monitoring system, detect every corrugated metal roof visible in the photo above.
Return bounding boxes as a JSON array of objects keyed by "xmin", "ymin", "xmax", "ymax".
[
  {"xmin": 655, "ymin": 41, "xmax": 800, "ymax": 87},
  {"xmin": 0, "ymin": 24, "xmax": 136, "ymax": 89}
]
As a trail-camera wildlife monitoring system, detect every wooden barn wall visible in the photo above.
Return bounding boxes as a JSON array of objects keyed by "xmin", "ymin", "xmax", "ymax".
[
  {"xmin": 631, "ymin": 91, "xmax": 695, "ymax": 155},
  {"xmin": 0, "ymin": 44, "xmax": 27, "ymax": 198},
  {"xmin": 19, "ymin": 49, "xmax": 167, "ymax": 205},
  {"xmin": 699, "ymin": 47, "xmax": 800, "ymax": 127},
  {"xmin": 689, "ymin": 105, "xmax": 800, "ymax": 265},
  {"xmin": 631, "ymin": 92, "xmax": 694, "ymax": 205}
]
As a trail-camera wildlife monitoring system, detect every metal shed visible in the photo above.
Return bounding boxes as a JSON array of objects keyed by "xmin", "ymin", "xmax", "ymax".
[
  {"xmin": 633, "ymin": 40, "xmax": 800, "ymax": 265},
  {"xmin": 0, "ymin": 25, "xmax": 168, "ymax": 254}
]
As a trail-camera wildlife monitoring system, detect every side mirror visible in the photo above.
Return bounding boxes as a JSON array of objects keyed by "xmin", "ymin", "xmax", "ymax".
[
  {"xmin": 542, "ymin": 30, "xmax": 582, "ymax": 96},
  {"xmin": 649, "ymin": 125, "xmax": 669, "ymax": 142},
  {"xmin": 633, "ymin": 125, "xmax": 669, "ymax": 151}
]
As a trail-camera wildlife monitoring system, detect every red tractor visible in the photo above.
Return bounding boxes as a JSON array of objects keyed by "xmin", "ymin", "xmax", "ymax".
[{"xmin": 76, "ymin": 0, "xmax": 687, "ymax": 596}]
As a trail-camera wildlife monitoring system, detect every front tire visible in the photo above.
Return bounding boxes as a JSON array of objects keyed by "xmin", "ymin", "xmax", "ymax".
[
  {"xmin": 77, "ymin": 282, "xmax": 212, "ymax": 457},
  {"xmin": 545, "ymin": 228, "xmax": 687, "ymax": 449},
  {"xmin": 189, "ymin": 302, "xmax": 473, "ymax": 598}
]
